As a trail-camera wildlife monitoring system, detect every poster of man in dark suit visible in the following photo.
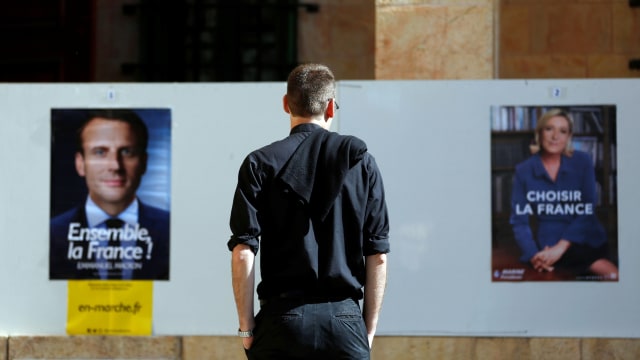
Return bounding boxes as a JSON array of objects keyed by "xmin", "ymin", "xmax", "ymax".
[{"xmin": 50, "ymin": 108, "xmax": 171, "ymax": 280}]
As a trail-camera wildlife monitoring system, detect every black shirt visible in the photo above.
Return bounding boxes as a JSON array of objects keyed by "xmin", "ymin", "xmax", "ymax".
[{"xmin": 228, "ymin": 123, "xmax": 390, "ymax": 300}]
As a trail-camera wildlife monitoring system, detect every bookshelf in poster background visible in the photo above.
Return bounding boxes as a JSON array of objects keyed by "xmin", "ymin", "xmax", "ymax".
[
  {"xmin": 490, "ymin": 105, "xmax": 616, "ymax": 214},
  {"xmin": 491, "ymin": 105, "xmax": 607, "ymax": 133}
]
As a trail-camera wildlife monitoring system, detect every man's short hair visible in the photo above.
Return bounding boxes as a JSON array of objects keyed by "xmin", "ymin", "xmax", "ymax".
[
  {"xmin": 76, "ymin": 109, "xmax": 149, "ymax": 154},
  {"xmin": 286, "ymin": 63, "xmax": 336, "ymax": 117}
]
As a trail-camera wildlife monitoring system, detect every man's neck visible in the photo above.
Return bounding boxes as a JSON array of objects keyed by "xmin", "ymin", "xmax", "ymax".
[
  {"xmin": 290, "ymin": 116, "xmax": 329, "ymax": 130},
  {"xmin": 89, "ymin": 196, "xmax": 136, "ymax": 217}
]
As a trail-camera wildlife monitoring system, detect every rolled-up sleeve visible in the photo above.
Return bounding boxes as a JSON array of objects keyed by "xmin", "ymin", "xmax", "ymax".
[
  {"xmin": 363, "ymin": 155, "xmax": 390, "ymax": 256},
  {"xmin": 228, "ymin": 155, "xmax": 262, "ymax": 254}
]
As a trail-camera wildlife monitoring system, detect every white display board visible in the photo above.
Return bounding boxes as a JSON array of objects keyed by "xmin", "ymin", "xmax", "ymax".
[
  {"xmin": 338, "ymin": 79, "xmax": 640, "ymax": 337},
  {"xmin": 0, "ymin": 80, "xmax": 638, "ymax": 337}
]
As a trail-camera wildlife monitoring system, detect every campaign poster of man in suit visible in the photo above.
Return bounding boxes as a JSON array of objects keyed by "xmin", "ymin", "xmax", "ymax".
[{"xmin": 50, "ymin": 108, "xmax": 171, "ymax": 280}]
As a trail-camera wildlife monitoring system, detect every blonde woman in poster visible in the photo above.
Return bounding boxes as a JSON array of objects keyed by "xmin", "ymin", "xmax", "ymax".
[{"xmin": 509, "ymin": 108, "xmax": 618, "ymax": 280}]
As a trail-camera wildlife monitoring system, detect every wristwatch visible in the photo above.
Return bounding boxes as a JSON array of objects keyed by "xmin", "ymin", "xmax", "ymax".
[{"xmin": 238, "ymin": 328, "xmax": 253, "ymax": 338}]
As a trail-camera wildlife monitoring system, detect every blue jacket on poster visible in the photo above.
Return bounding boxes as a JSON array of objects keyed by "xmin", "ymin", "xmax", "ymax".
[
  {"xmin": 509, "ymin": 150, "xmax": 606, "ymax": 262},
  {"xmin": 50, "ymin": 200, "xmax": 170, "ymax": 280}
]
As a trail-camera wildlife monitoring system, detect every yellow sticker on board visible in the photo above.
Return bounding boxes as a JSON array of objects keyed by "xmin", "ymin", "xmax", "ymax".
[{"xmin": 67, "ymin": 280, "xmax": 152, "ymax": 335}]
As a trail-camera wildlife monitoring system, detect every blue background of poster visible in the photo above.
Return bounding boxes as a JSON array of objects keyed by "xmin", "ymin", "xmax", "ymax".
[{"xmin": 50, "ymin": 108, "xmax": 171, "ymax": 216}]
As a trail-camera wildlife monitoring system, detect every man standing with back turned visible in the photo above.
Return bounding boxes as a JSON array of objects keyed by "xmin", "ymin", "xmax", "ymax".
[{"xmin": 228, "ymin": 63, "xmax": 390, "ymax": 359}]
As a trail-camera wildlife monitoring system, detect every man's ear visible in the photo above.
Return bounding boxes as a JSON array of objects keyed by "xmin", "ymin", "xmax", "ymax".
[
  {"xmin": 325, "ymin": 98, "xmax": 335, "ymax": 119},
  {"xmin": 283, "ymin": 95, "xmax": 290, "ymax": 114},
  {"xmin": 75, "ymin": 152, "xmax": 86, "ymax": 177}
]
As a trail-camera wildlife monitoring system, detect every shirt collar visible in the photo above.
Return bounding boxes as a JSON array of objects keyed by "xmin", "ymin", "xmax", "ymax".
[
  {"xmin": 85, "ymin": 197, "xmax": 139, "ymax": 228},
  {"xmin": 290, "ymin": 123, "xmax": 323, "ymax": 135},
  {"xmin": 532, "ymin": 153, "xmax": 573, "ymax": 179}
]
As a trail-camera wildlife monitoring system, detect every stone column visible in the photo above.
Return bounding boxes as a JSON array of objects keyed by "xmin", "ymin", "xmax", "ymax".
[{"xmin": 375, "ymin": 0, "xmax": 497, "ymax": 79}]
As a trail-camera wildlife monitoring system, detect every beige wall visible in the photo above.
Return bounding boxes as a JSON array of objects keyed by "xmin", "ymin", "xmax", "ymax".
[
  {"xmin": 5, "ymin": 336, "xmax": 640, "ymax": 359},
  {"xmin": 297, "ymin": 0, "xmax": 497, "ymax": 80},
  {"xmin": 94, "ymin": 0, "xmax": 139, "ymax": 82},
  {"xmin": 499, "ymin": 0, "xmax": 640, "ymax": 78},
  {"xmin": 298, "ymin": 0, "xmax": 376, "ymax": 80},
  {"xmin": 93, "ymin": 0, "xmax": 640, "ymax": 80},
  {"xmin": 375, "ymin": 0, "xmax": 496, "ymax": 79},
  {"xmin": 323, "ymin": 0, "xmax": 640, "ymax": 80}
]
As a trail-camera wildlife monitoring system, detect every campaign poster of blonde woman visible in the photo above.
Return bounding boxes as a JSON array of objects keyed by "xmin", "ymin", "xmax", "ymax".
[{"xmin": 491, "ymin": 105, "xmax": 618, "ymax": 282}]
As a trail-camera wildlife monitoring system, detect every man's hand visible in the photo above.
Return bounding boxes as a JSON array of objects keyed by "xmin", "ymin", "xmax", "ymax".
[{"xmin": 242, "ymin": 336, "xmax": 254, "ymax": 350}]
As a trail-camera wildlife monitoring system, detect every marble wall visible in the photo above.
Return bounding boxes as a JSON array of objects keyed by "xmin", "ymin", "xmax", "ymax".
[
  {"xmin": 375, "ymin": 0, "xmax": 496, "ymax": 79},
  {"xmin": 297, "ymin": 0, "xmax": 376, "ymax": 80},
  {"xmin": 91, "ymin": 0, "xmax": 640, "ymax": 80},
  {"xmin": 319, "ymin": 0, "xmax": 640, "ymax": 80},
  {"xmin": 94, "ymin": 0, "xmax": 139, "ymax": 82},
  {"xmin": 8, "ymin": 336, "xmax": 181, "ymax": 359},
  {"xmin": 4, "ymin": 336, "xmax": 640, "ymax": 359},
  {"xmin": 296, "ymin": 0, "xmax": 497, "ymax": 80},
  {"xmin": 499, "ymin": 0, "xmax": 640, "ymax": 78}
]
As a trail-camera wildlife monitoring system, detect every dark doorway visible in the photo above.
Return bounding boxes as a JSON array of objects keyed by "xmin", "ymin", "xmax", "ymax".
[
  {"xmin": 0, "ymin": 0, "xmax": 93, "ymax": 82},
  {"xmin": 125, "ymin": 0, "xmax": 307, "ymax": 82}
]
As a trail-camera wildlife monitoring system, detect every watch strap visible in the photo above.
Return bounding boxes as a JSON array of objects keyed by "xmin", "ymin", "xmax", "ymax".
[{"xmin": 238, "ymin": 328, "xmax": 253, "ymax": 338}]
